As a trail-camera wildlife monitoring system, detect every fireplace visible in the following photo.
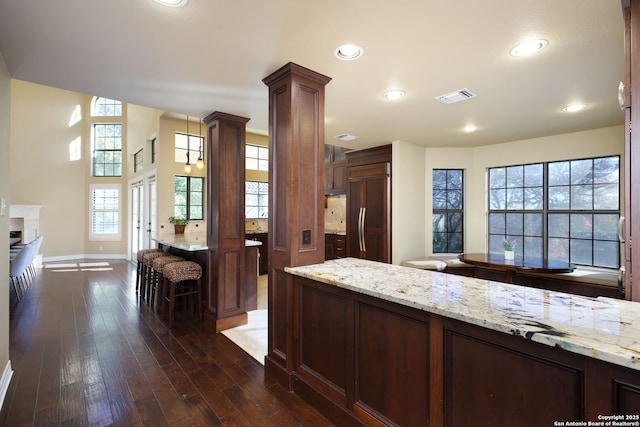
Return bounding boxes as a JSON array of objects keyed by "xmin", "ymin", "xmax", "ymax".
[{"xmin": 9, "ymin": 204, "xmax": 42, "ymax": 244}]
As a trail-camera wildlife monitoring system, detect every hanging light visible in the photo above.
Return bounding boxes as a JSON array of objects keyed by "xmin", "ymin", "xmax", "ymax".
[
  {"xmin": 184, "ymin": 115, "xmax": 192, "ymax": 174},
  {"xmin": 196, "ymin": 118, "xmax": 204, "ymax": 170}
]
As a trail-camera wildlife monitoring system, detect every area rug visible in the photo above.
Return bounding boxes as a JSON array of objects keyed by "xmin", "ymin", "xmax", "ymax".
[{"xmin": 221, "ymin": 309, "xmax": 268, "ymax": 365}]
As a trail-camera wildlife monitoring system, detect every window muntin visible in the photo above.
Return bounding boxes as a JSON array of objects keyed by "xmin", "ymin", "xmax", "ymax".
[
  {"xmin": 432, "ymin": 169, "xmax": 463, "ymax": 253},
  {"xmin": 174, "ymin": 176, "xmax": 204, "ymax": 220},
  {"xmin": 487, "ymin": 156, "xmax": 620, "ymax": 268},
  {"xmin": 246, "ymin": 180, "xmax": 268, "ymax": 219},
  {"xmin": 90, "ymin": 184, "xmax": 121, "ymax": 241},
  {"xmin": 91, "ymin": 97, "xmax": 122, "ymax": 117},
  {"xmin": 246, "ymin": 144, "xmax": 268, "ymax": 171},
  {"xmin": 174, "ymin": 132, "xmax": 203, "ymax": 165},
  {"xmin": 92, "ymin": 123, "xmax": 122, "ymax": 177}
]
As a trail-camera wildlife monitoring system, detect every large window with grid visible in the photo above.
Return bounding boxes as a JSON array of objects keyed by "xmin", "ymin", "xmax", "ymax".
[
  {"xmin": 246, "ymin": 144, "xmax": 268, "ymax": 171},
  {"xmin": 432, "ymin": 169, "xmax": 464, "ymax": 253},
  {"xmin": 91, "ymin": 97, "xmax": 122, "ymax": 117},
  {"xmin": 174, "ymin": 132, "xmax": 204, "ymax": 165},
  {"xmin": 174, "ymin": 176, "xmax": 204, "ymax": 220},
  {"xmin": 246, "ymin": 181, "xmax": 268, "ymax": 219},
  {"xmin": 92, "ymin": 123, "xmax": 122, "ymax": 177},
  {"xmin": 488, "ymin": 156, "xmax": 620, "ymax": 268},
  {"xmin": 90, "ymin": 184, "xmax": 121, "ymax": 241}
]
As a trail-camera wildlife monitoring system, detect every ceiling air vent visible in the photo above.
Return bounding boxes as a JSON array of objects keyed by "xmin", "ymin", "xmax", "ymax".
[
  {"xmin": 435, "ymin": 88, "xmax": 477, "ymax": 105},
  {"xmin": 335, "ymin": 133, "xmax": 358, "ymax": 141}
]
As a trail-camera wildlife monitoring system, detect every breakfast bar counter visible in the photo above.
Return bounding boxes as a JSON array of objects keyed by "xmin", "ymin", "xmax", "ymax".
[{"xmin": 273, "ymin": 257, "xmax": 640, "ymax": 426}]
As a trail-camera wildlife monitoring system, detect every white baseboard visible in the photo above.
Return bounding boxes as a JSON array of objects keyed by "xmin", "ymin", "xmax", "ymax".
[
  {"xmin": 42, "ymin": 254, "xmax": 128, "ymax": 263},
  {"xmin": 0, "ymin": 360, "xmax": 13, "ymax": 411}
]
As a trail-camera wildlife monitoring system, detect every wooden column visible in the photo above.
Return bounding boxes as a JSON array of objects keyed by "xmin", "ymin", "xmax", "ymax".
[
  {"xmin": 203, "ymin": 111, "xmax": 251, "ymax": 331},
  {"xmin": 262, "ymin": 63, "xmax": 331, "ymax": 380}
]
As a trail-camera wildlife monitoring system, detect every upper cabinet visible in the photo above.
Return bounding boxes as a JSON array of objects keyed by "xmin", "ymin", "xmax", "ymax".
[{"xmin": 324, "ymin": 144, "xmax": 348, "ymax": 194}]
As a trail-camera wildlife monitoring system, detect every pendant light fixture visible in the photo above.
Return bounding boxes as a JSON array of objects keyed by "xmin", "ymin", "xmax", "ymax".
[
  {"xmin": 184, "ymin": 115, "xmax": 192, "ymax": 174},
  {"xmin": 196, "ymin": 118, "xmax": 204, "ymax": 170}
]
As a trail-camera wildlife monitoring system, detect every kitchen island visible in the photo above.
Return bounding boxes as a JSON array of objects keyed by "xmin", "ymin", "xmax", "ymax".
[
  {"xmin": 152, "ymin": 234, "xmax": 262, "ymax": 325},
  {"xmin": 271, "ymin": 257, "xmax": 640, "ymax": 426}
]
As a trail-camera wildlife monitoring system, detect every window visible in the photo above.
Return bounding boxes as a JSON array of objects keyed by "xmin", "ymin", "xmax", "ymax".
[
  {"xmin": 175, "ymin": 133, "xmax": 204, "ymax": 165},
  {"xmin": 90, "ymin": 184, "xmax": 121, "ymax": 241},
  {"xmin": 134, "ymin": 149, "xmax": 143, "ymax": 172},
  {"xmin": 432, "ymin": 169, "xmax": 464, "ymax": 253},
  {"xmin": 246, "ymin": 181, "xmax": 268, "ymax": 219},
  {"xmin": 488, "ymin": 156, "xmax": 620, "ymax": 268},
  {"xmin": 174, "ymin": 176, "xmax": 204, "ymax": 220},
  {"xmin": 151, "ymin": 138, "xmax": 157, "ymax": 164},
  {"xmin": 92, "ymin": 123, "xmax": 122, "ymax": 176},
  {"xmin": 246, "ymin": 144, "xmax": 268, "ymax": 171},
  {"xmin": 91, "ymin": 97, "xmax": 122, "ymax": 117}
]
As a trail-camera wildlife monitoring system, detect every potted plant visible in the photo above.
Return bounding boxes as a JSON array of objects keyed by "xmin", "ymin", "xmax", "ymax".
[
  {"xmin": 169, "ymin": 216, "xmax": 188, "ymax": 234},
  {"xmin": 502, "ymin": 236, "xmax": 517, "ymax": 260}
]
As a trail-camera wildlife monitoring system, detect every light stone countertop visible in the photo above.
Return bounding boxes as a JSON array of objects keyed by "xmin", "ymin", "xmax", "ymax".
[
  {"xmin": 285, "ymin": 257, "xmax": 640, "ymax": 371},
  {"xmin": 152, "ymin": 234, "xmax": 261, "ymax": 251}
]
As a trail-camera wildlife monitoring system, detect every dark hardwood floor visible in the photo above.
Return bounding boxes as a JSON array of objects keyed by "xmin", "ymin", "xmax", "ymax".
[{"xmin": 1, "ymin": 259, "xmax": 334, "ymax": 426}]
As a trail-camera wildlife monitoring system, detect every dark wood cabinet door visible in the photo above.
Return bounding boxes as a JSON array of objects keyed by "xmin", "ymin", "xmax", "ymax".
[{"xmin": 347, "ymin": 171, "xmax": 390, "ymax": 263}]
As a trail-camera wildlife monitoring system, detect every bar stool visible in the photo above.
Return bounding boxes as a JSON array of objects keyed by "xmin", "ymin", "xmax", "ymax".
[
  {"xmin": 149, "ymin": 255, "xmax": 184, "ymax": 309},
  {"xmin": 162, "ymin": 261, "xmax": 203, "ymax": 328},
  {"xmin": 140, "ymin": 251, "xmax": 167, "ymax": 301},
  {"xmin": 136, "ymin": 249, "xmax": 162, "ymax": 295}
]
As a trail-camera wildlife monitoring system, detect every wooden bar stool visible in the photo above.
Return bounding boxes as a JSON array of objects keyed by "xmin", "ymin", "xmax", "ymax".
[
  {"xmin": 136, "ymin": 249, "xmax": 162, "ymax": 295},
  {"xmin": 162, "ymin": 261, "xmax": 203, "ymax": 328},
  {"xmin": 149, "ymin": 255, "xmax": 184, "ymax": 309},
  {"xmin": 140, "ymin": 251, "xmax": 167, "ymax": 302}
]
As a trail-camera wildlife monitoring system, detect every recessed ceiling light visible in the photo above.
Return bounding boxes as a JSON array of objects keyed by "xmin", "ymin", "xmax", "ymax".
[
  {"xmin": 562, "ymin": 103, "xmax": 587, "ymax": 113},
  {"xmin": 153, "ymin": 0, "xmax": 188, "ymax": 7},
  {"xmin": 383, "ymin": 90, "xmax": 406, "ymax": 100},
  {"xmin": 510, "ymin": 39, "xmax": 548, "ymax": 57},
  {"xmin": 334, "ymin": 44, "xmax": 363, "ymax": 61},
  {"xmin": 463, "ymin": 125, "xmax": 477, "ymax": 133}
]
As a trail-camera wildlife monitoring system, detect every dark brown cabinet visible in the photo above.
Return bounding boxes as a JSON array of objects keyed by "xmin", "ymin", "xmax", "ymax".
[
  {"xmin": 346, "ymin": 145, "xmax": 391, "ymax": 263},
  {"xmin": 247, "ymin": 232, "xmax": 268, "ymax": 275},
  {"xmin": 324, "ymin": 144, "xmax": 348, "ymax": 194},
  {"xmin": 325, "ymin": 233, "xmax": 345, "ymax": 260}
]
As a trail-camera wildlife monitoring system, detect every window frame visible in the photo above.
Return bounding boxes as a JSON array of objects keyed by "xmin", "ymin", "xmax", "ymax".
[
  {"xmin": 174, "ymin": 132, "xmax": 204, "ymax": 166},
  {"xmin": 92, "ymin": 123, "xmax": 123, "ymax": 177},
  {"xmin": 174, "ymin": 175, "xmax": 204, "ymax": 221},
  {"xmin": 432, "ymin": 169, "xmax": 464, "ymax": 253},
  {"xmin": 245, "ymin": 180, "xmax": 269, "ymax": 219},
  {"xmin": 487, "ymin": 155, "xmax": 620, "ymax": 269},
  {"xmin": 246, "ymin": 144, "xmax": 269, "ymax": 171},
  {"xmin": 89, "ymin": 183, "xmax": 121, "ymax": 241}
]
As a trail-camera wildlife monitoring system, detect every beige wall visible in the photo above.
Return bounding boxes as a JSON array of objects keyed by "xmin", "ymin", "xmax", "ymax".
[{"xmin": 0, "ymin": 53, "xmax": 11, "ymax": 399}]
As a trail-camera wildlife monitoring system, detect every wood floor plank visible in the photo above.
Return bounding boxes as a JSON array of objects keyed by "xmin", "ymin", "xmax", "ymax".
[{"xmin": 1, "ymin": 260, "xmax": 335, "ymax": 427}]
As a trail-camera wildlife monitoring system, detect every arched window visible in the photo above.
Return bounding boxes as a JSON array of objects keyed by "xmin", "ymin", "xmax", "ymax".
[{"xmin": 91, "ymin": 97, "xmax": 122, "ymax": 117}]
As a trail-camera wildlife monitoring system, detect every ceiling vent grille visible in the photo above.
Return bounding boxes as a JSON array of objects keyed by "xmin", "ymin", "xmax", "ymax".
[
  {"xmin": 435, "ymin": 88, "xmax": 477, "ymax": 104},
  {"xmin": 335, "ymin": 133, "xmax": 358, "ymax": 141}
]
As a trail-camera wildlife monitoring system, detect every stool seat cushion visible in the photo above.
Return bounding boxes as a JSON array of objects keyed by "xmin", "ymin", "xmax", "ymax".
[
  {"xmin": 164, "ymin": 261, "xmax": 202, "ymax": 282},
  {"xmin": 401, "ymin": 259, "xmax": 447, "ymax": 271},
  {"xmin": 137, "ymin": 248, "xmax": 162, "ymax": 261},
  {"xmin": 142, "ymin": 251, "xmax": 167, "ymax": 263},
  {"xmin": 151, "ymin": 256, "xmax": 184, "ymax": 271}
]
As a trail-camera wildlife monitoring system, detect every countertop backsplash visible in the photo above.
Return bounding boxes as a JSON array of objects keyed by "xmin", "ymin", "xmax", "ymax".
[
  {"xmin": 246, "ymin": 219, "xmax": 268, "ymax": 233},
  {"xmin": 325, "ymin": 194, "xmax": 346, "ymax": 234}
]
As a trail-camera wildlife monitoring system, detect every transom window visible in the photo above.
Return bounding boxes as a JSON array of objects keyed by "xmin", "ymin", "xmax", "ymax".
[
  {"xmin": 432, "ymin": 169, "xmax": 464, "ymax": 253},
  {"xmin": 174, "ymin": 132, "xmax": 204, "ymax": 165},
  {"xmin": 488, "ymin": 156, "xmax": 620, "ymax": 268},
  {"xmin": 92, "ymin": 123, "xmax": 122, "ymax": 177},
  {"xmin": 246, "ymin": 144, "xmax": 268, "ymax": 171},
  {"xmin": 174, "ymin": 176, "xmax": 204, "ymax": 220},
  {"xmin": 91, "ymin": 97, "xmax": 122, "ymax": 117},
  {"xmin": 134, "ymin": 149, "xmax": 143, "ymax": 172},
  {"xmin": 246, "ymin": 181, "xmax": 268, "ymax": 219}
]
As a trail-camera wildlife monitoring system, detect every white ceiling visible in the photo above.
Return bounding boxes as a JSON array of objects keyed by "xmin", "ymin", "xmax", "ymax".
[{"xmin": 0, "ymin": 0, "xmax": 625, "ymax": 149}]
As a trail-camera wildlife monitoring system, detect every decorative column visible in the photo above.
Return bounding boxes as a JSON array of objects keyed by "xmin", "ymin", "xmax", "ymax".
[
  {"xmin": 262, "ymin": 63, "xmax": 331, "ymax": 379},
  {"xmin": 203, "ymin": 111, "xmax": 251, "ymax": 331}
]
